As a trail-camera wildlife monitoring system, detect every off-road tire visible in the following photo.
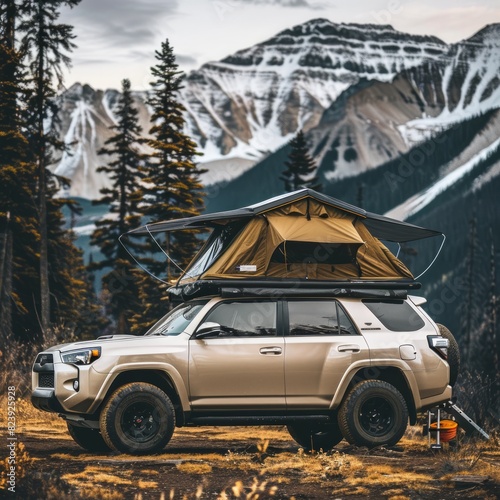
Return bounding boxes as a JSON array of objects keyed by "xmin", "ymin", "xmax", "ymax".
[
  {"xmin": 338, "ymin": 380, "xmax": 408, "ymax": 448},
  {"xmin": 67, "ymin": 422, "xmax": 110, "ymax": 452},
  {"xmin": 436, "ymin": 323, "xmax": 460, "ymax": 386},
  {"xmin": 287, "ymin": 421, "xmax": 343, "ymax": 452},
  {"xmin": 99, "ymin": 382, "xmax": 175, "ymax": 455}
]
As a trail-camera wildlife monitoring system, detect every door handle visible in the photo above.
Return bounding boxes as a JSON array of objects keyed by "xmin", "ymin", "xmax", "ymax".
[
  {"xmin": 338, "ymin": 344, "xmax": 360, "ymax": 353},
  {"xmin": 259, "ymin": 346, "xmax": 282, "ymax": 355}
]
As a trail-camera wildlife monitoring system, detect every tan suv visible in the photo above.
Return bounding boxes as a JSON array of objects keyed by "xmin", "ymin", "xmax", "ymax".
[{"xmin": 32, "ymin": 287, "xmax": 458, "ymax": 454}]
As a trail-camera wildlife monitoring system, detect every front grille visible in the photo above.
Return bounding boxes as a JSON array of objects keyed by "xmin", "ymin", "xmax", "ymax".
[{"xmin": 39, "ymin": 373, "xmax": 54, "ymax": 388}]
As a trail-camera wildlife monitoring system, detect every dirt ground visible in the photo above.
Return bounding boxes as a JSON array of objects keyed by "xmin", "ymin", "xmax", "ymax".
[{"xmin": 1, "ymin": 399, "xmax": 499, "ymax": 500}]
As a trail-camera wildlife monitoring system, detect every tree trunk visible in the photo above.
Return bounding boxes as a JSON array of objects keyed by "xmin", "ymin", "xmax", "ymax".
[
  {"xmin": 39, "ymin": 156, "xmax": 50, "ymax": 332},
  {"xmin": 37, "ymin": 3, "xmax": 50, "ymax": 333},
  {"xmin": 0, "ymin": 227, "xmax": 13, "ymax": 340},
  {"xmin": 4, "ymin": 0, "xmax": 16, "ymax": 50}
]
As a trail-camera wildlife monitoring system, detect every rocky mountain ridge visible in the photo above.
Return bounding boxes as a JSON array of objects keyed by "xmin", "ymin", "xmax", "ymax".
[{"xmin": 53, "ymin": 18, "xmax": 468, "ymax": 199}]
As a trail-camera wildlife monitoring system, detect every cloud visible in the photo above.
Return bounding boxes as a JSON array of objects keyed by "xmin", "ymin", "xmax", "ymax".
[
  {"xmin": 175, "ymin": 54, "xmax": 198, "ymax": 66},
  {"xmin": 391, "ymin": 3, "xmax": 500, "ymax": 43},
  {"xmin": 61, "ymin": 0, "xmax": 179, "ymax": 48},
  {"xmin": 233, "ymin": 0, "xmax": 326, "ymax": 8}
]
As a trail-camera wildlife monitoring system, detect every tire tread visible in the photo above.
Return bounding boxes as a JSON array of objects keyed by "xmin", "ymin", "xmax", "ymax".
[
  {"xmin": 436, "ymin": 323, "xmax": 460, "ymax": 386},
  {"xmin": 338, "ymin": 380, "xmax": 408, "ymax": 448},
  {"xmin": 99, "ymin": 382, "xmax": 175, "ymax": 454}
]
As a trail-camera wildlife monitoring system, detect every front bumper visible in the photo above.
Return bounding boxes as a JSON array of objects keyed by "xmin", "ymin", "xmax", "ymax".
[
  {"xmin": 32, "ymin": 351, "xmax": 107, "ymax": 415},
  {"xmin": 31, "ymin": 388, "xmax": 64, "ymax": 413}
]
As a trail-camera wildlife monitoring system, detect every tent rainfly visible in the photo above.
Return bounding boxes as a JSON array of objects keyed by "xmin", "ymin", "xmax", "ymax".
[{"xmin": 124, "ymin": 189, "xmax": 443, "ymax": 286}]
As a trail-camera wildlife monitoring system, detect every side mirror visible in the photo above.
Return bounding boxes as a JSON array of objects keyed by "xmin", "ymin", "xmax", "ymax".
[{"xmin": 195, "ymin": 322, "xmax": 221, "ymax": 339}]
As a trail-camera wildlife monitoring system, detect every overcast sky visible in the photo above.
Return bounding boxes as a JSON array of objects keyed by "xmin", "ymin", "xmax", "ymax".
[{"xmin": 59, "ymin": 0, "xmax": 500, "ymax": 91}]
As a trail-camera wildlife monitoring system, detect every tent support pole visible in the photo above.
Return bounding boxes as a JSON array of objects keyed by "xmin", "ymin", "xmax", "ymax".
[
  {"xmin": 118, "ymin": 232, "xmax": 170, "ymax": 285},
  {"xmin": 415, "ymin": 234, "xmax": 446, "ymax": 280}
]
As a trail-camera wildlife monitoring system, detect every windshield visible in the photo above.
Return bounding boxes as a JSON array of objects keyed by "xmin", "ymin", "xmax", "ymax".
[{"xmin": 145, "ymin": 301, "xmax": 208, "ymax": 336}]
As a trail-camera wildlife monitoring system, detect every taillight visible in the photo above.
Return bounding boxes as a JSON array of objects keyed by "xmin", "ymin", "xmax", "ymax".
[{"xmin": 427, "ymin": 335, "xmax": 449, "ymax": 359}]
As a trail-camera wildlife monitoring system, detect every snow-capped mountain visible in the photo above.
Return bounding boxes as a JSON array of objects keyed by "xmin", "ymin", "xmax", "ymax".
[
  {"xmin": 53, "ymin": 19, "xmax": 500, "ymax": 201},
  {"xmin": 52, "ymin": 84, "xmax": 151, "ymax": 199},
  {"xmin": 204, "ymin": 21, "xmax": 500, "ymax": 215},
  {"xmin": 180, "ymin": 19, "xmax": 448, "ymax": 162},
  {"xmin": 53, "ymin": 18, "xmax": 453, "ymax": 199},
  {"xmin": 395, "ymin": 24, "xmax": 500, "ymax": 145}
]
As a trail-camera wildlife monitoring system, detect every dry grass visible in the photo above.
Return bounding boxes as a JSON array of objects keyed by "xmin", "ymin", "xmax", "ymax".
[
  {"xmin": 3, "ymin": 394, "xmax": 499, "ymax": 499},
  {"xmin": 59, "ymin": 464, "xmax": 152, "ymax": 499},
  {"xmin": 176, "ymin": 462, "xmax": 213, "ymax": 474},
  {"xmin": 0, "ymin": 328, "xmax": 80, "ymax": 397},
  {"xmin": 173, "ymin": 425, "xmax": 293, "ymax": 443},
  {"xmin": 62, "ymin": 465, "xmax": 134, "ymax": 486},
  {"xmin": 218, "ymin": 478, "xmax": 279, "ymax": 500},
  {"xmin": 435, "ymin": 439, "xmax": 500, "ymax": 483},
  {"xmin": 6, "ymin": 397, "xmax": 67, "ymax": 436},
  {"xmin": 261, "ymin": 448, "xmax": 364, "ymax": 483},
  {"xmin": 0, "ymin": 441, "xmax": 33, "ymax": 489},
  {"xmin": 346, "ymin": 464, "xmax": 438, "ymax": 492}
]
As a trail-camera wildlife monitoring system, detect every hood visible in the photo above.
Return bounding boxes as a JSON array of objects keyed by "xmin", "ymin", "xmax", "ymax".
[{"xmin": 46, "ymin": 335, "xmax": 143, "ymax": 353}]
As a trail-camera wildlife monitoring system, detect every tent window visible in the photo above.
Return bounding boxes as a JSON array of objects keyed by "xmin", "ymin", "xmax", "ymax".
[
  {"xmin": 287, "ymin": 300, "xmax": 357, "ymax": 336},
  {"xmin": 271, "ymin": 242, "xmax": 360, "ymax": 265},
  {"xmin": 183, "ymin": 221, "xmax": 246, "ymax": 279}
]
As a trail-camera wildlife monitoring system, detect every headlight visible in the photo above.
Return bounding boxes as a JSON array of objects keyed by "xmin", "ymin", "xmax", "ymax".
[{"xmin": 61, "ymin": 347, "xmax": 101, "ymax": 365}]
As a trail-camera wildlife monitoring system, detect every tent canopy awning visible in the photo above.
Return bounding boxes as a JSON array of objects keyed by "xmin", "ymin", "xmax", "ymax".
[{"xmin": 126, "ymin": 189, "xmax": 442, "ymax": 243}]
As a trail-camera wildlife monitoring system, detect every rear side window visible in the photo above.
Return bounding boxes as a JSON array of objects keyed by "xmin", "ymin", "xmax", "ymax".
[
  {"xmin": 362, "ymin": 300, "xmax": 425, "ymax": 332},
  {"xmin": 287, "ymin": 300, "xmax": 357, "ymax": 336}
]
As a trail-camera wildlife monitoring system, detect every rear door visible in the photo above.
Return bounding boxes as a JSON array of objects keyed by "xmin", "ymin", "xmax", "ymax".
[
  {"xmin": 284, "ymin": 299, "xmax": 369, "ymax": 409},
  {"xmin": 189, "ymin": 300, "xmax": 286, "ymax": 410}
]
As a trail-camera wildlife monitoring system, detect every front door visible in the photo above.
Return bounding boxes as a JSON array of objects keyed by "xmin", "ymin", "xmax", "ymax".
[{"xmin": 189, "ymin": 300, "xmax": 285, "ymax": 410}]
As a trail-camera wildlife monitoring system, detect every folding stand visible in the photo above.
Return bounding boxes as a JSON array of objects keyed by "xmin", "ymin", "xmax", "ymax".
[{"xmin": 424, "ymin": 400, "xmax": 490, "ymax": 450}]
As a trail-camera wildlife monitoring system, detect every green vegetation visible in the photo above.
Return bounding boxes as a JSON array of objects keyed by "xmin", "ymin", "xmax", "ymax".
[
  {"xmin": 281, "ymin": 130, "xmax": 321, "ymax": 192},
  {"xmin": 90, "ymin": 78, "xmax": 145, "ymax": 333},
  {"xmin": 0, "ymin": 4, "xmax": 206, "ymax": 343}
]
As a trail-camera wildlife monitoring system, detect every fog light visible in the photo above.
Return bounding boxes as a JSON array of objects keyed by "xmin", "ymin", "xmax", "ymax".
[{"xmin": 73, "ymin": 380, "xmax": 79, "ymax": 391}]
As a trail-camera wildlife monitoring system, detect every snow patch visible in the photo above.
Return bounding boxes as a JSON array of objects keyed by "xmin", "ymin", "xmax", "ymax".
[{"xmin": 387, "ymin": 138, "xmax": 500, "ymax": 220}]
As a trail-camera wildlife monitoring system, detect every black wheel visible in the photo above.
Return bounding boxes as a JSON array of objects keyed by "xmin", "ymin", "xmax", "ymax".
[
  {"xmin": 287, "ymin": 421, "xmax": 343, "ymax": 452},
  {"xmin": 67, "ymin": 422, "xmax": 111, "ymax": 452},
  {"xmin": 99, "ymin": 382, "xmax": 175, "ymax": 454},
  {"xmin": 436, "ymin": 323, "xmax": 460, "ymax": 386},
  {"xmin": 338, "ymin": 380, "xmax": 408, "ymax": 448}
]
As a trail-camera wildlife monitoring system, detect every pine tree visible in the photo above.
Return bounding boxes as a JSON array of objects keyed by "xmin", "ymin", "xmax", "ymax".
[
  {"xmin": 485, "ymin": 236, "xmax": 499, "ymax": 378},
  {"xmin": 73, "ymin": 253, "xmax": 109, "ymax": 340},
  {"xmin": 131, "ymin": 40, "xmax": 205, "ymax": 332},
  {"xmin": 0, "ymin": 10, "xmax": 40, "ymax": 342},
  {"xmin": 91, "ymin": 78, "xmax": 145, "ymax": 333},
  {"xmin": 281, "ymin": 130, "xmax": 321, "ymax": 192},
  {"xmin": 462, "ymin": 216, "xmax": 477, "ymax": 365},
  {"xmin": 19, "ymin": 0, "xmax": 81, "ymax": 333},
  {"xmin": 1, "ymin": 0, "xmax": 94, "ymax": 342}
]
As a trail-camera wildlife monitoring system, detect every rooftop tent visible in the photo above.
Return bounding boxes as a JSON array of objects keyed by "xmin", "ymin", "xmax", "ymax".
[{"xmin": 123, "ymin": 189, "xmax": 443, "ymax": 285}]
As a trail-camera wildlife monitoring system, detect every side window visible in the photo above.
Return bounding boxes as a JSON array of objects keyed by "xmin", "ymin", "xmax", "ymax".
[
  {"xmin": 287, "ymin": 301, "xmax": 357, "ymax": 336},
  {"xmin": 337, "ymin": 304, "xmax": 357, "ymax": 336},
  {"xmin": 200, "ymin": 301, "xmax": 277, "ymax": 337},
  {"xmin": 362, "ymin": 300, "xmax": 425, "ymax": 331}
]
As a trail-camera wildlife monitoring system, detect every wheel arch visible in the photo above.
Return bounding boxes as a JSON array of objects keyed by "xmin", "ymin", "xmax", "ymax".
[
  {"xmin": 340, "ymin": 366, "xmax": 417, "ymax": 425},
  {"xmin": 97, "ymin": 370, "xmax": 185, "ymax": 426}
]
